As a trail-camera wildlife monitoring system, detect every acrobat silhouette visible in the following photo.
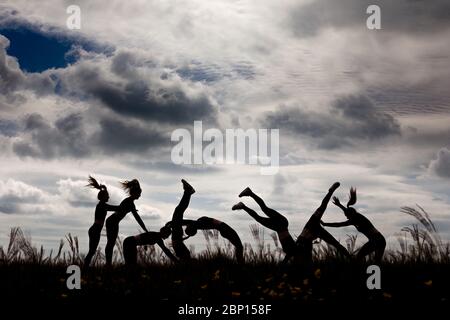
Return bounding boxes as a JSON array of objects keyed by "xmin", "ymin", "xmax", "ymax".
[
  {"xmin": 232, "ymin": 187, "xmax": 298, "ymax": 261},
  {"xmin": 169, "ymin": 179, "xmax": 195, "ymax": 260},
  {"xmin": 296, "ymin": 182, "xmax": 350, "ymax": 262},
  {"xmin": 321, "ymin": 187, "xmax": 386, "ymax": 263},
  {"xmin": 105, "ymin": 179, "xmax": 148, "ymax": 266},
  {"xmin": 181, "ymin": 216, "xmax": 244, "ymax": 263},
  {"xmin": 123, "ymin": 226, "xmax": 178, "ymax": 265},
  {"xmin": 84, "ymin": 176, "xmax": 120, "ymax": 267}
]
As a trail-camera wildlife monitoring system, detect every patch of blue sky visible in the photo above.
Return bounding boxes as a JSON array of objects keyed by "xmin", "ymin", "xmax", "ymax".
[{"xmin": 0, "ymin": 24, "xmax": 113, "ymax": 73}]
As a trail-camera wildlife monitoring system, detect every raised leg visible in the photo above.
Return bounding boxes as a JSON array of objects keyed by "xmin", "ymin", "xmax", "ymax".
[
  {"xmin": 241, "ymin": 188, "xmax": 283, "ymax": 221},
  {"xmin": 233, "ymin": 203, "xmax": 277, "ymax": 230},
  {"xmin": 313, "ymin": 182, "xmax": 341, "ymax": 221},
  {"xmin": 172, "ymin": 185, "xmax": 194, "ymax": 223}
]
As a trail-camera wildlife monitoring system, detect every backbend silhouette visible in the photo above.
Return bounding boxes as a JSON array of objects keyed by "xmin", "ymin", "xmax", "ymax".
[
  {"xmin": 232, "ymin": 188, "xmax": 298, "ymax": 261},
  {"xmin": 84, "ymin": 176, "xmax": 120, "ymax": 267},
  {"xmin": 321, "ymin": 187, "xmax": 386, "ymax": 263},
  {"xmin": 169, "ymin": 179, "xmax": 195, "ymax": 260},
  {"xmin": 296, "ymin": 182, "xmax": 350, "ymax": 262},
  {"xmin": 182, "ymin": 216, "xmax": 244, "ymax": 263},
  {"xmin": 123, "ymin": 226, "xmax": 178, "ymax": 265},
  {"xmin": 105, "ymin": 179, "xmax": 148, "ymax": 266}
]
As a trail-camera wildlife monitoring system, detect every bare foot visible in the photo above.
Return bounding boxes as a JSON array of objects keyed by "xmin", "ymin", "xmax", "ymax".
[
  {"xmin": 238, "ymin": 187, "xmax": 252, "ymax": 197},
  {"xmin": 181, "ymin": 179, "xmax": 195, "ymax": 195},
  {"xmin": 329, "ymin": 182, "xmax": 340, "ymax": 192},
  {"xmin": 232, "ymin": 202, "xmax": 246, "ymax": 210}
]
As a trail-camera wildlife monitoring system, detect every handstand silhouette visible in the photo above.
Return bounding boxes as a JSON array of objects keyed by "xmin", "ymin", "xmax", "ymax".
[
  {"xmin": 183, "ymin": 217, "xmax": 244, "ymax": 263},
  {"xmin": 123, "ymin": 226, "xmax": 178, "ymax": 265},
  {"xmin": 296, "ymin": 182, "xmax": 350, "ymax": 262},
  {"xmin": 84, "ymin": 176, "xmax": 120, "ymax": 267},
  {"xmin": 321, "ymin": 187, "xmax": 386, "ymax": 263},
  {"xmin": 169, "ymin": 179, "xmax": 195, "ymax": 260},
  {"xmin": 105, "ymin": 179, "xmax": 148, "ymax": 266},
  {"xmin": 232, "ymin": 188, "xmax": 297, "ymax": 261}
]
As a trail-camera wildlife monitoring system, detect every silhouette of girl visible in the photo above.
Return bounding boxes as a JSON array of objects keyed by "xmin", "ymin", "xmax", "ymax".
[
  {"xmin": 296, "ymin": 182, "xmax": 350, "ymax": 262},
  {"xmin": 232, "ymin": 188, "xmax": 297, "ymax": 261},
  {"xmin": 84, "ymin": 176, "xmax": 120, "ymax": 267},
  {"xmin": 105, "ymin": 179, "xmax": 148, "ymax": 266},
  {"xmin": 183, "ymin": 216, "xmax": 244, "ymax": 263},
  {"xmin": 169, "ymin": 179, "xmax": 195, "ymax": 260},
  {"xmin": 123, "ymin": 226, "xmax": 178, "ymax": 265},
  {"xmin": 321, "ymin": 187, "xmax": 386, "ymax": 263}
]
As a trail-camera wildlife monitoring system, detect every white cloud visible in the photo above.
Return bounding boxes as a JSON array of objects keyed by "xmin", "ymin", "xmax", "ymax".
[
  {"xmin": 57, "ymin": 178, "xmax": 95, "ymax": 207},
  {"xmin": 428, "ymin": 147, "xmax": 450, "ymax": 179},
  {"xmin": 0, "ymin": 178, "xmax": 50, "ymax": 214}
]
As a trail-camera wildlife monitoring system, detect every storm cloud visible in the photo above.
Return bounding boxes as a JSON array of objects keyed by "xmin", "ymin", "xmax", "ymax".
[
  {"xmin": 0, "ymin": 40, "xmax": 218, "ymax": 159},
  {"xmin": 13, "ymin": 113, "xmax": 90, "ymax": 159},
  {"xmin": 264, "ymin": 95, "xmax": 401, "ymax": 149},
  {"xmin": 12, "ymin": 112, "xmax": 171, "ymax": 158},
  {"xmin": 0, "ymin": 119, "xmax": 19, "ymax": 137},
  {"xmin": 92, "ymin": 115, "xmax": 168, "ymax": 154},
  {"xmin": 57, "ymin": 50, "xmax": 219, "ymax": 125}
]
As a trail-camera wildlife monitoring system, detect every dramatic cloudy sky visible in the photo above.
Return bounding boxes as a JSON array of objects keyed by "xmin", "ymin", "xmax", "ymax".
[{"xmin": 1, "ymin": 0, "xmax": 450, "ymax": 254}]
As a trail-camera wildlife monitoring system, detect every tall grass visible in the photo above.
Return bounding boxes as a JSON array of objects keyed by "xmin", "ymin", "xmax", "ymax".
[
  {"xmin": 0, "ymin": 205, "xmax": 449, "ymax": 266},
  {"xmin": 397, "ymin": 205, "xmax": 449, "ymax": 263}
]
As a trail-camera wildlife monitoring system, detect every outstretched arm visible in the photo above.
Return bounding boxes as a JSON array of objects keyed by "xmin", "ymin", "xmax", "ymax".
[
  {"xmin": 332, "ymin": 196, "xmax": 347, "ymax": 212},
  {"xmin": 132, "ymin": 210, "xmax": 149, "ymax": 233},
  {"xmin": 321, "ymin": 220, "xmax": 351, "ymax": 227},
  {"xmin": 157, "ymin": 240, "xmax": 178, "ymax": 262}
]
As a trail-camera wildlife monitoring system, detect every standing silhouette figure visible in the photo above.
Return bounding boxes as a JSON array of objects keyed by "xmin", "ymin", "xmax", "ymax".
[
  {"xmin": 169, "ymin": 179, "xmax": 195, "ymax": 260},
  {"xmin": 296, "ymin": 182, "xmax": 350, "ymax": 262},
  {"xmin": 123, "ymin": 226, "xmax": 178, "ymax": 265},
  {"xmin": 105, "ymin": 179, "xmax": 148, "ymax": 266},
  {"xmin": 84, "ymin": 176, "xmax": 120, "ymax": 267},
  {"xmin": 232, "ymin": 188, "xmax": 297, "ymax": 261},
  {"xmin": 183, "ymin": 216, "xmax": 244, "ymax": 263},
  {"xmin": 321, "ymin": 187, "xmax": 386, "ymax": 263}
]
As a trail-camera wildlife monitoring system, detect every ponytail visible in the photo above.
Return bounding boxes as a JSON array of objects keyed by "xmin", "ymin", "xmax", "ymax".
[
  {"xmin": 87, "ymin": 175, "xmax": 108, "ymax": 201},
  {"xmin": 347, "ymin": 187, "xmax": 357, "ymax": 208},
  {"xmin": 120, "ymin": 179, "xmax": 141, "ymax": 195},
  {"xmin": 87, "ymin": 175, "xmax": 107, "ymax": 191}
]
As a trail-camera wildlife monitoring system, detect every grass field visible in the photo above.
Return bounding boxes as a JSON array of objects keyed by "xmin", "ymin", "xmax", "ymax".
[{"xmin": 0, "ymin": 206, "xmax": 449, "ymax": 313}]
